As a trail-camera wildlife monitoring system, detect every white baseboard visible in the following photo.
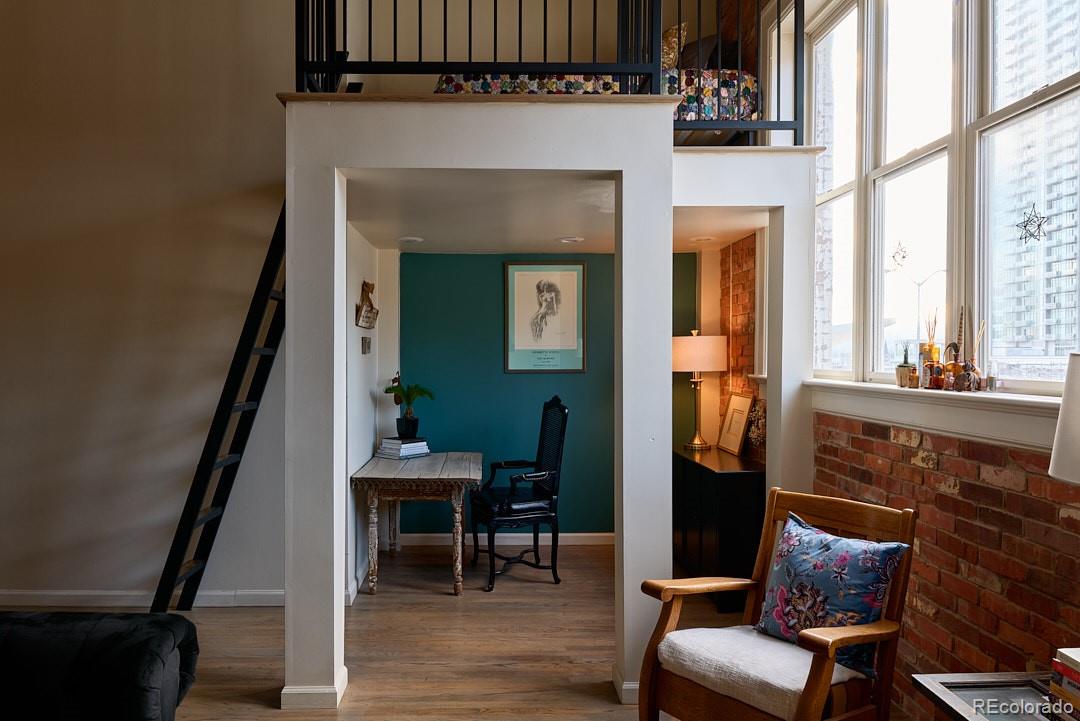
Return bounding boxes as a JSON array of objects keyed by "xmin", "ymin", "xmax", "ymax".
[
  {"xmin": 399, "ymin": 532, "xmax": 614, "ymax": 546},
  {"xmin": 612, "ymin": 663, "xmax": 639, "ymax": 705},
  {"xmin": 280, "ymin": 666, "xmax": 348, "ymax": 709},
  {"xmin": 0, "ymin": 588, "xmax": 285, "ymax": 608}
]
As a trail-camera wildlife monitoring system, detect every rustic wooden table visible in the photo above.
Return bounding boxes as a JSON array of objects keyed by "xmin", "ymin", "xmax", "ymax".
[{"xmin": 351, "ymin": 451, "xmax": 483, "ymax": 596}]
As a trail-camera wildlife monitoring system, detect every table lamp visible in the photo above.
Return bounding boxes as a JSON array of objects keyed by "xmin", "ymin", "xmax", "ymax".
[
  {"xmin": 1050, "ymin": 352, "xmax": 1080, "ymax": 485},
  {"xmin": 672, "ymin": 330, "xmax": 728, "ymax": 451}
]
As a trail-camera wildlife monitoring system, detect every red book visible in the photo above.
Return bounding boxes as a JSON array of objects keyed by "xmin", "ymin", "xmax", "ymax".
[{"xmin": 1056, "ymin": 659, "xmax": 1080, "ymax": 688}]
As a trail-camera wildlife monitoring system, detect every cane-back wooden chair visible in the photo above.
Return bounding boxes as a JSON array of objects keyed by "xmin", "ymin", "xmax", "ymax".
[{"xmin": 639, "ymin": 488, "xmax": 917, "ymax": 721}]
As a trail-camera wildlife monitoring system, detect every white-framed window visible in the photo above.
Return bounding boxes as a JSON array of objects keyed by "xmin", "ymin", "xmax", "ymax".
[
  {"xmin": 807, "ymin": 0, "xmax": 1080, "ymax": 393},
  {"xmin": 811, "ymin": 3, "xmax": 858, "ymax": 374}
]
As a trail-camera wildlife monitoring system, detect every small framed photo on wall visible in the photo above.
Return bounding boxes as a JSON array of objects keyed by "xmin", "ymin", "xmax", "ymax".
[
  {"xmin": 505, "ymin": 261, "xmax": 586, "ymax": 373},
  {"xmin": 717, "ymin": 392, "xmax": 754, "ymax": 455}
]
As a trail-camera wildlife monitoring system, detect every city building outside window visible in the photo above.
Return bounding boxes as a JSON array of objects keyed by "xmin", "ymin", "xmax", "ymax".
[{"xmin": 808, "ymin": 0, "xmax": 1080, "ymax": 392}]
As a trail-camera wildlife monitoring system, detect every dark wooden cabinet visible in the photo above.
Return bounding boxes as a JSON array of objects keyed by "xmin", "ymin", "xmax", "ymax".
[{"xmin": 672, "ymin": 447, "xmax": 766, "ymax": 611}]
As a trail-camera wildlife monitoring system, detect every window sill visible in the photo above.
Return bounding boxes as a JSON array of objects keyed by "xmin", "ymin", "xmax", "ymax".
[{"xmin": 805, "ymin": 379, "xmax": 1061, "ymax": 450}]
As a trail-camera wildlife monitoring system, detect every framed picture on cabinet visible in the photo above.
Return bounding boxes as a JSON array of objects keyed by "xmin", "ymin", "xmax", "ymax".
[{"xmin": 717, "ymin": 392, "xmax": 754, "ymax": 455}]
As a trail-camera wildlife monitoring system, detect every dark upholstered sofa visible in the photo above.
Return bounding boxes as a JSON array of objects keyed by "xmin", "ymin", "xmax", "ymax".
[{"xmin": 0, "ymin": 612, "xmax": 198, "ymax": 721}]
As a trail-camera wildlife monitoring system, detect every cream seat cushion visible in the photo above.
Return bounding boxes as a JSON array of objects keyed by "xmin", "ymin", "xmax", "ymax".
[{"xmin": 657, "ymin": 625, "xmax": 866, "ymax": 721}]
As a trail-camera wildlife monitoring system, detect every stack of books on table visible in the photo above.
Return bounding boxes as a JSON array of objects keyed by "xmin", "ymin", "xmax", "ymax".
[
  {"xmin": 376, "ymin": 437, "xmax": 430, "ymax": 459},
  {"xmin": 1052, "ymin": 648, "xmax": 1080, "ymax": 721}
]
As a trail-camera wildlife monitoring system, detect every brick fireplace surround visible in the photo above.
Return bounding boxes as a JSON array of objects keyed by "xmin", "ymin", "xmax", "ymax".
[{"xmin": 813, "ymin": 412, "xmax": 1080, "ymax": 720}]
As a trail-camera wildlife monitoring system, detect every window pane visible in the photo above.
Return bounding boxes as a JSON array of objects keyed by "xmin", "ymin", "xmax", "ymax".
[
  {"xmin": 884, "ymin": 0, "xmax": 952, "ymax": 162},
  {"xmin": 814, "ymin": 193, "xmax": 855, "ymax": 370},
  {"xmin": 983, "ymin": 92, "xmax": 1080, "ymax": 382},
  {"xmin": 814, "ymin": 9, "xmax": 858, "ymax": 194},
  {"xmin": 991, "ymin": 0, "xmax": 1080, "ymax": 111},
  {"xmin": 876, "ymin": 156, "xmax": 949, "ymax": 372}
]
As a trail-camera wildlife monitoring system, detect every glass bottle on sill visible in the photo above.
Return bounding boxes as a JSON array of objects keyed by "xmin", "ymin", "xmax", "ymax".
[
  {"xmin": 919, "ymin": 343, "xmax": 940, "ymax": 388},
  {"xmin": 944, "ymin": 342, "xmax": 964, "ymax": 382}
]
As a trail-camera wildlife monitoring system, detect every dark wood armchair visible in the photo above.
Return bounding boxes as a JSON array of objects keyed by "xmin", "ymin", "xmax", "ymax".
[
  {"xmin": 639, "ymin": 488, "xmax": 917, "ymax": 721},
  {"xmin": 470, "ymin": 395, "xmax": 569, "ymax": 592}
]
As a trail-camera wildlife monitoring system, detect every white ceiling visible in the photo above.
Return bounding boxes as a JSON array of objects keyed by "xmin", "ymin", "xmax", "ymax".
[
  {"xmin": 672, "ymin": 206, "xmax": 770, "ymax": 251},
  {"xmin": 345, "ymin": 168, "xmax": 767, "ymax": 254}
]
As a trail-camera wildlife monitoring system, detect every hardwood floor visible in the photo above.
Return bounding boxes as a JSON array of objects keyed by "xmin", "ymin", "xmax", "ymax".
[{"xmin": 178, "ymin": 544, "xmax": 645, "ymax": 720}]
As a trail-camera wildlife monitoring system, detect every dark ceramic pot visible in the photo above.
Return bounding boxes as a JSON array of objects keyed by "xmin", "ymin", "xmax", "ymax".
[{"xmin": 396, "ymin": 416, "xmax": 420, "ymax": 439}]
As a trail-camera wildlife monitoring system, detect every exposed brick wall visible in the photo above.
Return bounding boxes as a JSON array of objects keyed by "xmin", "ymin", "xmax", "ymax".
[
  {"xmin": 813, "ymin": 412, "xmax": 1080, "ymax": 721},
  {"xmin": 716, "ymin": 234, "xmax": 764, "ymax": 462}
]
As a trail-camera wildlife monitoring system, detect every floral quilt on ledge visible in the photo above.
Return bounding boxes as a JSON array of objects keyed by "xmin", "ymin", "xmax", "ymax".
[
  {"xmin": 755, "ymin": 512, "xmax": 910, "ymax": 677},
  {"xmin": 435, "ymin": 73, "xmax": 620, "ymax": 94},
  {"xmin": 663, "ymin": 68, "xmax": 758, "ymax": 121}
]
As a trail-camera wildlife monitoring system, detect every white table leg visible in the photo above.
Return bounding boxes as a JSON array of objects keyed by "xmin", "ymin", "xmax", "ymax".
[
  {"xmin": 367, "ymin": 489, "xmax": 379, "ymax": 594},
  {"xmin": 388, "ymin": 500, "xmax": 399, "ymax": 556},
  {"xmin": 451, "ymin": 488, "xmax": 464, "ymax": 596}
]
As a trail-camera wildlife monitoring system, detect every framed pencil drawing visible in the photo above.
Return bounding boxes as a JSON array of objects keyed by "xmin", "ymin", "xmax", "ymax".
[{"xmin": 504, "ymin": 261, "xmax": 586, "ymax": 373}]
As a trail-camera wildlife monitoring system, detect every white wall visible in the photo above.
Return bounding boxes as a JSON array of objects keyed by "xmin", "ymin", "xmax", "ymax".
[
  {"xmin": 344, "ymin": 228, "xmax": 401, "ymax": 601},
  {"xmin": 282, "ymin": 95, "xmax": 675, "ymax": 708},
  {"xmin": 673, "ymin": 147, "xmax": 819, "ymax": 494},
  {"xmin": 0, "ymin": 0, "xmax": 293, "ymax": 607}
]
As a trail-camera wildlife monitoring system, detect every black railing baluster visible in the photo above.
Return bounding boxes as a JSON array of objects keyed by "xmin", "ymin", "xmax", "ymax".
[
  {"xmin": 756, "ymin": 0, "xmax": 762, "ymax": 117},
  {"xmin": 737, "ymin": 0, "xmax": 742, "ymax": 121},
  {"xmin": 444, "ymin": 0, "xmax": 448, "ymax": 60},
  {"xmin": 419, "ymin": 0, "xmax": 423, "ymax": 62},
  {"xmin": 567, "ymin": 0, "xmax": 572, "ymax": 62},
  {"xmin": 592, "ymin": 0, "xmax": 597, "ymax": 62},
  {"xmin": 469, "ymin": 0, "xmax": 473, "ymax": 60},
  {"xmin": 394, "ymin": 0, "xmax": 399, "ymax": 60},
  {"xmin": 652, "ymin": 0, "xmax": 661, "ymax": 92},
  {"xmin": 677, "ymin": 0, "xmax": 682, "ymax": 72},
  {"xmin": 544, "ymin": 0, "xmax": 549, "ymax": 61},
  {"xmin": 342, "ymin": 0, "xmax": 347, "ymax": 57},
  {"xmin": 369, "ymin": 0, "xmax": 374, "ymax": 60},
  {"xmin": 296, "ymin": 0, "xmax": 305, "ymax": 90},
  {"xmin": 793, "ymin": 0, "xmax": 804, "ymax": 143},
  {"xmin": 519, "ymin": 0, "xmax": 523, "ymax": 61},
  {"xmin": 696, "ymin": 0, "xmax": 701, "ymax": 112},
  {"xmin": 494, "ymin": 0, "xmax": 498, "ymax": 61},
  {"xmin": 715, "ymin": 0, "xmax": 720, "ymax": 67}
]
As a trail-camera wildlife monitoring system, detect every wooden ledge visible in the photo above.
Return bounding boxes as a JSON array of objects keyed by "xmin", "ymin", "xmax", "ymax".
[{"xmin": 277, "ymin": 92, "xmax": 682, "ymax": 106}]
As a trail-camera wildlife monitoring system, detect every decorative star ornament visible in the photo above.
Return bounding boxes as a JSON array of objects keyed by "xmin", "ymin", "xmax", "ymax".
[
  {"xmin": 1017, "ymin": 204, "xmax": 1047, "ymax": 245},
  {"xmin": 891, "ymin": 243, "xmax": 908, "ymax": 270}
]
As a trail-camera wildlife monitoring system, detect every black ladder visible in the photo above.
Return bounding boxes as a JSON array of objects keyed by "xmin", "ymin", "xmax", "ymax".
[{"xmin": 151, "ymin": 204, "xmax": 286, "ymax": 612}]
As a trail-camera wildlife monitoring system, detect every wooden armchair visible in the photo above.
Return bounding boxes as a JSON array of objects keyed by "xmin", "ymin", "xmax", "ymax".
[{"xmin": 639, "ymin": 488, "xmax": 917, "ymax": 721}]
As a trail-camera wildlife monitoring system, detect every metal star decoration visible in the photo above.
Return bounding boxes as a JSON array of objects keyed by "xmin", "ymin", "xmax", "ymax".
[
  {"xmin": 1017, "ymin": 203, "xmax": 1047, "ymax": 245},
  {"xmin": 891, "ymin": 243, "xmax": 908, "ymax": 269}
]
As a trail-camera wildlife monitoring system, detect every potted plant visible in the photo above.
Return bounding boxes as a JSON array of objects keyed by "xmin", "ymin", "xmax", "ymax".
[{"xmin": 384, "ymin": 374, "xmax": 434, "ymax": 439}]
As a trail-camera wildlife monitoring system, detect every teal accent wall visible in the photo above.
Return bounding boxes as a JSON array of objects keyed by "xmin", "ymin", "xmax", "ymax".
[
  {"xmin": 672, "ymin": 253, "xmax": 698, "ymax": 447},
  {"xmin": 398, "ymin": 253, "xmax": 615, "ymax": 534}
]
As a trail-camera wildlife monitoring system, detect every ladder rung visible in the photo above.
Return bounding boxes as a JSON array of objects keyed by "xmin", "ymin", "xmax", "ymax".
[
  {"xmin": 269, "ymin": 289, "xmax": 285, "ymax": 301},
  {"xmin": 251, "ymin": 347, "xmax": 276, "ymax": 356},
  {"xmin": 174, "ymin": 560, "xmax": 206, "ymax": 587},
  {"xmin": 212, "ymin": 454, "xmax": 241, "ymax": 470},
  {"xmin": 194, "ymin": 506, "xmax": 225, "ymax": 528},
  {"xmin": 231, "ymin": 401, "xmax": 259, "ymax": 413}
]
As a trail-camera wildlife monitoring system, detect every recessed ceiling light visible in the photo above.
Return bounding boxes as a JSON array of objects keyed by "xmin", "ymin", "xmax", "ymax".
[
  {"xmin": 398, "ymin": 236, "xmax": 425, "ymax": 244},
  {"xmin": 690, "ymin": 236, "xmax": 716, "ymax": 243},
  {"xmin": 557, "ymin": 236, "xmax": 585, "ymax": 244}
]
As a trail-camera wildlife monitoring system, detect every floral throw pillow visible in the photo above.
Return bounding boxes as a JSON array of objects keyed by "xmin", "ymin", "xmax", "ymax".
[{"xmin": 756, "ymin": 513, "xmax": 910, "ymax": 677}]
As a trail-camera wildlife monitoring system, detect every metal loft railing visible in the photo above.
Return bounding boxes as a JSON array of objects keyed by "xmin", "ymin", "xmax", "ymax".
[{"xmin": 295, "ymin": 0, "xmax": 804, "ymax": 144}]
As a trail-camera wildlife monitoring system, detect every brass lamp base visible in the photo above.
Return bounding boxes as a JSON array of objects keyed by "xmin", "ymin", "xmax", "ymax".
[
  {"xmin": 684, "ymin": 437, "xmax": 712, "ymax": 451},
  {"xmin": 683, "ymin": 373, "xmax": 712, "ymax": 451}
]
